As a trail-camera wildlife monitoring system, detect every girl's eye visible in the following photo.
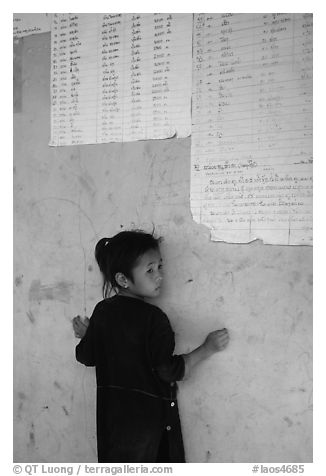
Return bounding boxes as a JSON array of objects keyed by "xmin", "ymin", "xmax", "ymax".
[{"xmin": 147, "ymin": 269, "xmax": 154, "ymax": 274}]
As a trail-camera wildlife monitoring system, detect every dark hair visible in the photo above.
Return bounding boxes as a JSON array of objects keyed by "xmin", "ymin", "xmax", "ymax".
[{"xmin": 95, "ymin": 230, "xmax": 161, "ymax": 297}]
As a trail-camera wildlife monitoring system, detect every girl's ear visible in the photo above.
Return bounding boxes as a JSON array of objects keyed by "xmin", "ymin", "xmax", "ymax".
[{"xmin": 115, "ymin": 272, "xmax": 129, "ymax": 289}]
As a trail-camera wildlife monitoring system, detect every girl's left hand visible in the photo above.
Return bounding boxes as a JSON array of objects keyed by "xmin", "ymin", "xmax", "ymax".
[{"xmin": 72, "ymin": 315, "xmax": 90, "ymax": 339}]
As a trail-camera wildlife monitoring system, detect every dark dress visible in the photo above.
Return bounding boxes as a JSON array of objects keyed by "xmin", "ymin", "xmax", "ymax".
[{"xmin": 75, "ymin": 295, "xmax": 185, "ymax": 463}]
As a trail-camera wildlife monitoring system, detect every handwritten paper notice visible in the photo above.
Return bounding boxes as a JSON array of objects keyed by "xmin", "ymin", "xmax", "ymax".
[
  {"xmin": 50, "ymin": 13, "xmax": 192, "ymax": 146},
  {"xmin": 191, "ymin": 13, "xmax": 313, "ymax": 245},
  {"xmin": 13, "ymin": 13, "xmax": 51, "ymax": 38}
]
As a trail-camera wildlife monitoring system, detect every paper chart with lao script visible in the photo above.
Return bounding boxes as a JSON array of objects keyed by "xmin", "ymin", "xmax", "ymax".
[
  {"xmin": 191, "ymin": 13, "xmax": 313, "ymax": 245},
  {"xmin": 13, "ymin": 13, "xmax": 52, "ymax": 38},
  {"xmin": 50, "ymin": 13, "xmax": 192, "ymax": 146}
]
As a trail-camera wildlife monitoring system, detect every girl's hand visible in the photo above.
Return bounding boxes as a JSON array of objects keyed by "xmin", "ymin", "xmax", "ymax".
[
  {"xmin": 72, "ymin": 315, "xmax": 90, "ymax": 339},
  {"xmin": 204, "ymin": 328, "xmax": 230, "ymax": 353}
]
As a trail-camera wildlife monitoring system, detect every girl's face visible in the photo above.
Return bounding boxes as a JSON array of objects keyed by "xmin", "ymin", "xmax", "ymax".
[{"xmin": 121, "ymin": 249, "xmax": 163, "ymax": 300}]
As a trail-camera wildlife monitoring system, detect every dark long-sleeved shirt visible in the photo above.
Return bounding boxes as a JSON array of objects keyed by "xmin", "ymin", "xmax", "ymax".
[{"xmin": 75, "ymin": 295, "xmax": 185, "ymax": 463}]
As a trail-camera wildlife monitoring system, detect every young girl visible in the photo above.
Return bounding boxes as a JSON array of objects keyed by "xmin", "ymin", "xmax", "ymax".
[{"xmin": 73, "ymin": 230, "xmax": 229, "ymax": 463}]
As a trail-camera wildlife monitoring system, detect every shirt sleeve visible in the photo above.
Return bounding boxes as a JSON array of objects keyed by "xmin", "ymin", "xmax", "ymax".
[
  {"xmin": 155, "ymin": 356, "xmax": 185, "ymax": 383},
  {"xmin": 75, "ymin": 305, "xmax": 98, "ymax": 367},
  {"xmin": 148, "ymin": 309, "xmax": 185, "ymax": 383}
]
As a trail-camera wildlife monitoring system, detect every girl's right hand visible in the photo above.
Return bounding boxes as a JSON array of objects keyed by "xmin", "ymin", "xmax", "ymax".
[
  {"xmin": 72, "ymin": 315, "xmax": 90, "ymax": 339},
  {"xmin": 204, "ymin": 328, "xmax": 230, "ymax": 353}
]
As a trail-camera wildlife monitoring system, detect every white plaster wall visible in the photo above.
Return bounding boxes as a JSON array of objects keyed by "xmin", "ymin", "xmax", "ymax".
[{"xmin": 13, "ymin": 33, "xmax": 313, "ymax": 463}]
